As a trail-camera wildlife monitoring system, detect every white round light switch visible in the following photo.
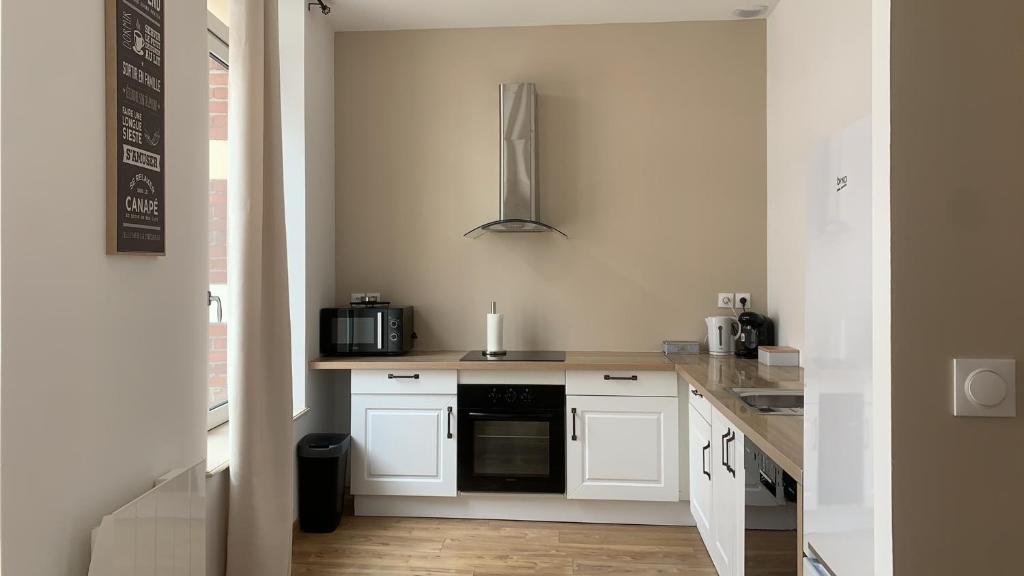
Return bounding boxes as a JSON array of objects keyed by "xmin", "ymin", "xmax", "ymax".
[
  {"xmin": 954, "ymin": 359, "xmax": 1015, "ymax": 417},
  {"xmin": 965, "ymin": 368, "xmax": 1008, "ymax": 408}
]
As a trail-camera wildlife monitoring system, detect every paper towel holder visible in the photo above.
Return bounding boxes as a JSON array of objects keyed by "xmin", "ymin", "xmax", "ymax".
[{"xmin": 484, "ymin": 301, "xmax": 507, "ymax": 357}]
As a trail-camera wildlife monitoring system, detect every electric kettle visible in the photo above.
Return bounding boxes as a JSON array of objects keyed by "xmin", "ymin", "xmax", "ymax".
[{"xmin": 705, "ymin": 316, "xmax": 739, "ymax": 356}]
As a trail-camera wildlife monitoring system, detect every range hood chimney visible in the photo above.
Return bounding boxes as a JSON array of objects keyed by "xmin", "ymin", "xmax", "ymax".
[{"xmin": 464, "ymin": 83, "xmax": 567, "ymax": 239}]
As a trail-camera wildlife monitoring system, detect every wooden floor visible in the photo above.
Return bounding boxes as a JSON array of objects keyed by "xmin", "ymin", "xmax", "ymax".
[{"xmin": 292, "ymin": 515, "xmax": 717, "ymax": 576}]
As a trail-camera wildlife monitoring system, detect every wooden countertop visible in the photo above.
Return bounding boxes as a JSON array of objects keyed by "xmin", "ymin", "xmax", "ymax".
[
  {"xmin": 311, "ymin": 350, "xmax": 802, "ymax": 480},
  {"xmin": 310, "ymin": 351, "xmax": 677, "ymax": 372},
  {"xmin": 672, "ymin": 354, "xmax": 803, "ymax": 481}
]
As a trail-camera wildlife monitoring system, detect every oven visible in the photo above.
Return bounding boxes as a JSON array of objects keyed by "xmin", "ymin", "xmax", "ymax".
[{"xmin": 457, "ymin": 384, "xmax": 565, "ymax": 494}]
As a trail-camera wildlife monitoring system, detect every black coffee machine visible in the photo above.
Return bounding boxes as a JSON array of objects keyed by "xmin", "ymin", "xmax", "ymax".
[{"xmin": 735, "ymin": 312, "xmax": 775, "ymax": 359}]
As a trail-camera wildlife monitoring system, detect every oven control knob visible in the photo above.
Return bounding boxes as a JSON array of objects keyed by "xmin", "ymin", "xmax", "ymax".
[
  {"xmin": 389, "ymin": 333, "xmax": 398, "ymax": 342},
  {"xmin": 389, "ymin": 320, "xmax": 399, "ymax": 329},
  {"xmin": 520, "ymin": 387, "xmax": 533, "ymax": 404},
  {"xmin": 504, "ymin": 388, "xmax": 517, "ymax": 403},
  {"xmin": 488, "ymin": 387, "xmax": 501, "ymax": 403}
]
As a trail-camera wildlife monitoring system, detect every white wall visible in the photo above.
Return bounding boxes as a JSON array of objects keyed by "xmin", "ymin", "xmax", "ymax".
[
  {"xmin": 292, "ymin": 0, "xmax": 344, "ymax": 518},
  {"xmin": 205, "ymin": 4, "xmax": 338, "ymax": 575},
  {"xmin": 765, "ymin": 0, "xmax": 872, "ymax": 350},
  {"xmin": 0, "ymin": 1, "xmax": 209, "ymax": 574},
  {"xmin": 870, "ymin": 2, "xmax": 892, "ymax": 571},
  {"xmin": 301, "ymin": 0, "xmax": 343, "ymax": 439},
  {"xmin": 282, "ymin": 0, "xmax": 309, "ymax": 412}
]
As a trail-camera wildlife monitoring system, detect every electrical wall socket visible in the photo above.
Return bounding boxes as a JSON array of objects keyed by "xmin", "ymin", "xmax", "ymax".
[
  {"xmin": 735, "ymin": 293, "xmax": 751, "ymax": 310},
  {"xmin": 351, "ymin": 292, "xmax": 382, "ymax": 303},
  {"xmin": 717, "ymin": 293, "xmax": 735, "ymax": 308}
]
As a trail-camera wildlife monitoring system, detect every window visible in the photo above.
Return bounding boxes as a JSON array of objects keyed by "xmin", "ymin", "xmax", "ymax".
[{"xmin": 207, "ymin": 16, "xmax": 229, "ymax": 430}]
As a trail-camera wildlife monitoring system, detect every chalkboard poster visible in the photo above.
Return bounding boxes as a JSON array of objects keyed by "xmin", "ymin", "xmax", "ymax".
[{"xmin": 107, "ymin": 0, "xmax": 165, "ymax": 254}]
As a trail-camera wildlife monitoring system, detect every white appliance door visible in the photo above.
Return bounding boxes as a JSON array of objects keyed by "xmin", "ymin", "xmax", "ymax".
[{"xmin": 803, "ymin": 116, "xmax": 875, "ymax": 575}]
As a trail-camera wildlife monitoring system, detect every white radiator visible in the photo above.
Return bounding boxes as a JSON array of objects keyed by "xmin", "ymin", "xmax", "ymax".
[{"xmin": 88, "ymin": 460, "xmax": 206, "ymax": 576}]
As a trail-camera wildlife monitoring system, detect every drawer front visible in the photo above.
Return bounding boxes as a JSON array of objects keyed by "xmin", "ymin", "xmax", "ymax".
[
  {"xmin": 566, "ymin": 370, "xmax": 677, "ymax": 397},
  {"xmin": 352, "ymin": 370, "xmax": 457, "ymax": 395},
  {"xmin": 688, "ymin": 384, "xmax": 712, "ymax": 423}
]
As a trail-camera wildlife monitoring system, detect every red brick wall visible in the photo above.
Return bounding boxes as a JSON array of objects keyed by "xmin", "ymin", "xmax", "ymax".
[
  {"xmin": 209, "ymin": 179, "xmax": 227, "ymax": 285},
  {"xmin": 208, "ymin": 323, "xmax": 228, "ymax": 408},
  {"xmin": 208, "ymin": 58, "xmax": 228, "ymax": 285},
  {"xmin": 208, "ymin": 58, "xmax": 228, "ymax": 410}
]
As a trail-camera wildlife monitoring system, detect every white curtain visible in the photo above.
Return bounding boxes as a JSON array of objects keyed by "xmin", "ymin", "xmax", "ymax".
[{"xmin": 226, "ymin": 0, "xmax": 294, "ymax": 574}]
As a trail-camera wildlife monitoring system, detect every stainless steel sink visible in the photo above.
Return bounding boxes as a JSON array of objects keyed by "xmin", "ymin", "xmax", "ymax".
[{"xmin": 731, "ymin": 388, "xmax": 804, "ymax": 415}]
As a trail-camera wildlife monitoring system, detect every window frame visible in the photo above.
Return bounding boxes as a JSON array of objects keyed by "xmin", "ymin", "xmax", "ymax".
[{"xmin": 207, "ymin": 13, "xmax": 230, "ymax": 431}]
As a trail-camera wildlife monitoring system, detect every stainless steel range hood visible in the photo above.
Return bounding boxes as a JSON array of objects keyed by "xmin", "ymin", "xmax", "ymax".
[{"xmin": 464, "ymin": 83, "xmax": 567, "ymax": 239}]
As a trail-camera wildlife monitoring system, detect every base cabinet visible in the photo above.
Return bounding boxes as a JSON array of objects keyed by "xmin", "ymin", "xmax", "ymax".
[
  {"xmin": 688, "ymin": 394, "xmax": 747, "ymax": 576},
  {"xmin": 351, "ymin": 394, "xmax": 458, "ymax": 497},
  {"xmin": 349, "ymin": 370, "xmax": 685, "ymax": 505},
  {"xmin": 710, "ymin": 407, "xmax": 745, "ymax": 576},
  {"xmin": 566, "ymin": 395, "xmax": 679, "ymax": 502},
  {"xmin": 688, "ymin": 405, "xmax": 713, "ymax": 542}
]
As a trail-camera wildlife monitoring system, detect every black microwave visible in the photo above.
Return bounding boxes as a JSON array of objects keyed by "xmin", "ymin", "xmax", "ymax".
[{"xmin": 320, "ymin": 305, "xmax": 415, "ymax": 356}]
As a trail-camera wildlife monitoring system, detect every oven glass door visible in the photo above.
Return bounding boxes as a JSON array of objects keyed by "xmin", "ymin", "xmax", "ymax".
[
  {"xmin": 333, "ymin": 309, "xmax": 383, "ymax": 354},
  {"xmin": 458, "ymin": 411, "xmax": 565, "ymax": 493}
]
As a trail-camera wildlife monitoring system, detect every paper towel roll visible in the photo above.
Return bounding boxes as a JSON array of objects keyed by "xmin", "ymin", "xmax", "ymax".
[{"xmin": 486, "ymin": 313, "xmax": 504, "ymax": 354}]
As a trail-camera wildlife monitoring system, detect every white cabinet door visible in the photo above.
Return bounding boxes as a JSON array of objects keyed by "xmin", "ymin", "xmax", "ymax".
[
  {"xmin": 710, "ymin": 407, "xmax": 745, "ymax": 576},
  {"xmin": 566, "ymin": 395, "xmax": 678, "ymax": 502},
  {"xmin": 351, "ymin": 394, "xmax": 457, "ymax": 497},
  {"xmin": 688, "ymin": 405, "xmax": 714, "ymax": 543}
]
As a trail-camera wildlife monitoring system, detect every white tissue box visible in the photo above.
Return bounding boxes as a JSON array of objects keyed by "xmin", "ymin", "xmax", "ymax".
[{"xmin": 758, "ymin": 346, "xmax": 800, "ymax": 367}]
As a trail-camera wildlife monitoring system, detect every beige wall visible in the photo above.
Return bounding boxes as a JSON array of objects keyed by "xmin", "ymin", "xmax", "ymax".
[
  {"xmin": 766, "ymin": 0, "xmax": 872, "ymax": 349},
  {"xmin": 890, "ymin": 1, "xmax": 1024, "ymax": 573},
  {"xmin": 335, "ymin": 21, "xmax": 767, "ymax": 351}
]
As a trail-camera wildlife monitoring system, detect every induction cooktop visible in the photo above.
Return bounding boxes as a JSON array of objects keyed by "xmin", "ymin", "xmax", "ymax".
[{"xmin": 460, "ymin": 350, "xmax": 566, "ymax": 362}]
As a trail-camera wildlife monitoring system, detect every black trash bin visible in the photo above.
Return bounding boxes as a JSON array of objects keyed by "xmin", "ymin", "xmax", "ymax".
[{"xmin": 297, "ymin": 432, "xmax": 350, "ymax": 533}]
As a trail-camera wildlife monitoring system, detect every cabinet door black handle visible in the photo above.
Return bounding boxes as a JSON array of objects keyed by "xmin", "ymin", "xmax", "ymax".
[
  {"xmin": 571, "ymin": 408, "xmax": 578, "ymax": 441},
  {"xmin": 446, "ymin": 406, "xmax": 453, "ymax": 439},
  {"xmin": 702, "ymin": 441, "xmax": 711, "ymax": 480},
  {"xmin": 721, "ymin": 428, "xmax": 731, "ymax": 469},
  {"xmin": 691, "ymin": 388, "xmax": 703, "ymax": 398},
  {"xmin": 725, "ymin": 431, "xmax": 737, "ymax": 477},
  {"xmin": 732, "ymin": 431, "xmax": 738, "ymax": 477},
  {"xmin": 388, "ymin": 373, "xmax": 420, "ymax": 380},
  {"xmin": 604, "ymin": 375, "xmax": 638, "ymax": 381}
]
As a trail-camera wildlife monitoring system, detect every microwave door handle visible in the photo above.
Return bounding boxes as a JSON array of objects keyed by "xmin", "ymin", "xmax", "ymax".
[{"xmin": 377, "ymin": 311, "xmax": 382, "ymax": 350}]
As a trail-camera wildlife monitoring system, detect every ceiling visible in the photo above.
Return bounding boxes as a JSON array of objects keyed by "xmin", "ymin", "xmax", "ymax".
[
  {"xmin": 208, "ymin": 0, "xmax": 229, "ymax": 25},
  {"xmin": 322, "ymin": 0, "xmax": 779, "ymax": 32}
]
